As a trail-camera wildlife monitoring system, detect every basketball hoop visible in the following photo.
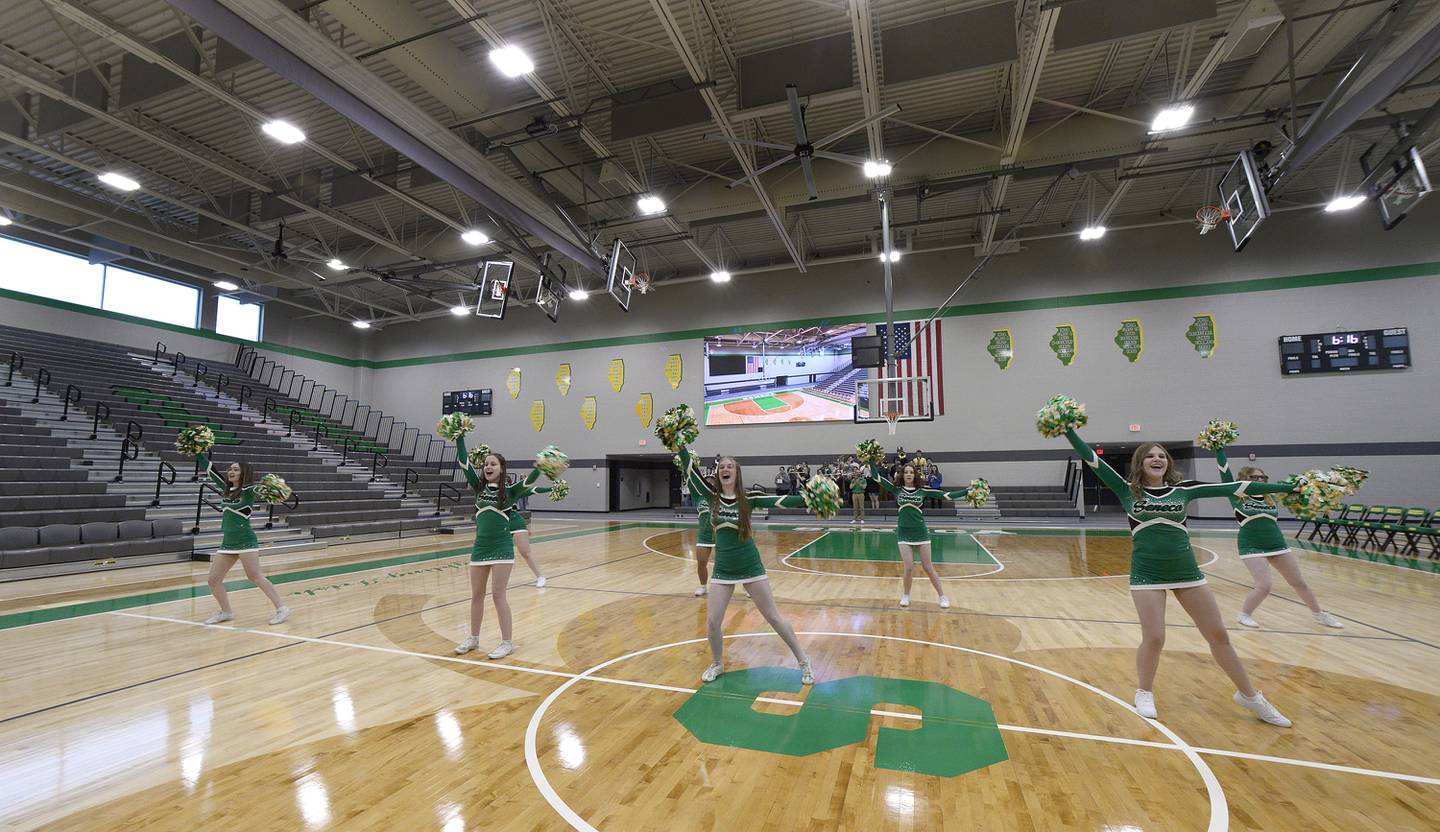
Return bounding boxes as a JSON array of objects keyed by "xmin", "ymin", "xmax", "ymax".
[
  {"xmin": 884, "ymin": 409, "xmax": 901, "ymax": 436},
  {"xmin": 626, "ymin": 272, "xmax": 654, "ymax": 294},
  {"xmin": 1196, "ymin": 204, "xmax": 1229, "ymax": 235}
]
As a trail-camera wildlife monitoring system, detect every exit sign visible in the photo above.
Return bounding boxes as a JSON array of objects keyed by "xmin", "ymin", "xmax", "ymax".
[{"xmin": 1128, "ymin": 424, "xmax": 1142, "ymax": 432}]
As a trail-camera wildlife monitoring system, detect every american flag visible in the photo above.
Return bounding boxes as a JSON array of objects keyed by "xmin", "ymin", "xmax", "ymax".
[{"xmin": 875, "ymin": 320, "xmax": 945, "ymax": 416}]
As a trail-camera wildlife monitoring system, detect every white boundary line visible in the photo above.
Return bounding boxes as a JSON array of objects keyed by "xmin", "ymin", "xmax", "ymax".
[
  {"xmin": 106, "ymin": 612, "xmax": 1440, "ymax": 790},
  {"xmin": 778, "ymin": 531, "xmax": 1006, "ymax": 580}
]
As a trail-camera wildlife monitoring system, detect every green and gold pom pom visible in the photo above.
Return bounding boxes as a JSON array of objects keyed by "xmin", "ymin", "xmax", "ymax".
[
  {"xmin": 1280, "ymin": 469, "xmax": 1349, "ymax": 519},
  {"xmin": 1330, "ymin": 465, "xmax": 1370, "ymax": 494},
  {"xmin": 1197, "ymin": 419, "xmax": 1240, "ymax": 451},
  {"xmin": 175, "ymin": 424, "xmax": 216, "ymax": 456},
  {"xmin": 535, "ymin": 445, "xmax": 570, "ymax": 480},
  {"xmin": 801, "ymin": 475, "xmax": 842, "ymax": 520},
  {"xmin": 965, "ymin": 477, "xmax": 991, "ymax": 508},
  {"xmin": 255, "ymin": 473, "xmax": 293, "ymax": 504},
  {"xmin": 1035, "ymin": 395, "xmax": 1088, "ymax": 439},
  {"xmin": 466, "ymin": 443, "xmax": 493, "ymax": 470},
  {"xmin": 855, "ymin": 438, "xmax": 885, "ymax": 466},
  {"xmin": 654, "ymin": 404, "xmax": 700, "ymax": 452},
  {"xmin": 548, "ymin": 480, "xmax": 570, "ymax": 502},
  {"xmin": 436, "ymin": 412, "xmax": 475, "ymax": 441}
]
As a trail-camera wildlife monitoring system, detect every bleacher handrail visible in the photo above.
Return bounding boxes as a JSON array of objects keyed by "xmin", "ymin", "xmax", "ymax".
[
  {"xmin": 403, "ymin": 467, "xmax": 419, "ymax": 498},
  {"xmin": 153, "ymin": 340, "xmax": 168, "ymax": 365},
  {"xmin": 31, "ymin": 367, "xmax": 50, "ymax": 404},
  {"xmin": 89, "ymin": 400, "xmax": 110, "ymax": 440},
  {"xmin": 369, "ymin": 448, "xmax": 388, "ymax": 483},
  {"xmin": 435, "ymin": 481, "xmax": 463, "ymax": 517},
  {"xmin": 265, "ymin": 491, "xmax": 299, "ymax": 530},
  {"xmin": 238, "ymin": 384, "xmax": 252, "ymax": 408},
  {"xmin": 151, "ymin": 460, "xmax": 176, "ymax": 508},
  {"xmin": 60, "ymin": 383, "xmax": 82, "ymax": 421},
  {"xmin": 4, "ymin": 350, "xmax": 22, "ymax": 386},
  {"xmin": 114, "ymin": 420, "xmax": 143, "ymax": 483}
]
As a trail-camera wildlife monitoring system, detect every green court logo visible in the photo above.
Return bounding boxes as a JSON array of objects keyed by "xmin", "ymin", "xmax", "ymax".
[{"xmin": 673, "ymin": 667, "xmax": 1007, "ymax": 777}]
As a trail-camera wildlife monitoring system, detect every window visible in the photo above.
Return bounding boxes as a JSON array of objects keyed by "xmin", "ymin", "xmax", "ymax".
[
  {"xmin": 216, "ymin": 295, "xmax": 263, "ymax": 342},
  {"xmin": 101, "ymin": 267, "xmax": 199, "ymax": 328},
  {"xmin": 0, "ymin": 237, "xmax": 105, "ymax": 306}
]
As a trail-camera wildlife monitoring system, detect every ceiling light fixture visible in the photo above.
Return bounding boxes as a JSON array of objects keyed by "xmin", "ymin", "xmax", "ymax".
[
  {"xmin": 351, "ymin": 320, "xmax": 372, "ymax": 329},
  {"xmin": 460, "ymin": 229, "xmax": 490, "ymax": 246},
  {"xmin": 0, "ymin": 216, "xmax": 13, "ymax": 227},
  {"xmin": 450, "ymin": 305, "xmax": 471, "ymax": 317},
  {"xmin": 863, "ymin": 160, "xmax": 893, "ymax": 178},
  {"xmin": 709, "ymin": 270, "xmax": 731, "ymax": 283},
  {"xmin": 1079, "ymin": 225, "xmax": 1107, "ymax": 241},
  {"xmin": 1150, "ymin": 104, "xmax": 1194, "ymax": 133},
  {"xmin": 326, "ymin": 258, "xmax": 347, "ymax": 271},
  {"xmin": 213, "ymin": 280, "xmax": 239, "ymax": 291},
  {"xmin": 636, "ymin": 195, "xmax": 666, "ymax": 215},
  {"xmin": 568, "ymin": 288, "xmax": 588, "ymax": 300},
  {"xmin": 98, "ymin": 172, "xmax": 141, "ymax": 192},
  {"xmin": 878, "ymin": 250, "xmax": 901, "ymax": 263},
  {"xmin": 1324, "ymin": 194, "xmax": 1366, "ymax": 212},
  {"xmin": 489, "ymin": 45, "xmax": 534, "ymax": 78},
  {"xmin": 261, "ymin": 120, "xmax": 306, "ymax": 144}
]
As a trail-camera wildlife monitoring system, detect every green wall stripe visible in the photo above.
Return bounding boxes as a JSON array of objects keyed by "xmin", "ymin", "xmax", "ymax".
[
  {"xmin": 0, "ymin": 286, "xmax": 364, "ymax": 368},
  {"xmin": 6, "ymin": 258, "xmax": 1438, "ymax": 372}
]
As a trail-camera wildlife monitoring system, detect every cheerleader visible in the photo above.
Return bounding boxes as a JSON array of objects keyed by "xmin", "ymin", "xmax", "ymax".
[
  {"xmin": 869, "ymin": 461, "xmax": 977, "ymax": 609},
  {"xmin": 682, "ymin": 455, "xmax": 720, "ymax": 597},
  {"xmin": 1214, "ymin": 448, "xmax": 1343, "ymax": 629},
  {"xmin": 679, "ymin": 446, "xmax": 815, "ymax": 685},
  {"xmin": 506, "ymin": 469, "xmax": 547, "ymax": 587},
  {"xmin": 1061, "ymin": 427, "xmax": 1296, "ymax": 725},
  {"xmin": 195, "ymin": 451, "xmax": 290, "ymax": 626},
  {"xmin": 453, "ymin": 434, "xmax": 551, "ymax": 659}
]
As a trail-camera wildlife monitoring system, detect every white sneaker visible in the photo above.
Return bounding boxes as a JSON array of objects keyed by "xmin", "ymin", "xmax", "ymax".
[
  {"xmin": 535, "ymin": 576, "xmax": 546, "ymax": 588},
  {"xmin": 1135, "ymin": 689, "xmax": 1157, "ymax": 719},
  {"xmin": 455, "ymin": 635, "xmax": 479, "ymax": 655},
  {"xmin": 899, "ymin": 594, "xmax": 911, "ymax": 608},
  {"xmin": 694, "ymin": 585, "xmax": 707, "ymax": 597},
  {"xmin": 1235, "ymin": 691, "xmax": 1292, "ymax": 727},
  {"xmin": 938, "ymin": 596, "xmax": 950, "ymax": 609},
  {"xmin": 1314, "ymin": 611, "xmax": 1344, "ymax": 628},
  {"xmin": 204, "ymin": 611, "xmax": 234, "ymax": 625},
  {"xmin": 268, "ymin": 606, "xmax": 291, "ymax": 626},
  {"xmin": 1237, "ymin": 612, "xmax": 1260, "ymax": 628},
  {"xmin": 487, "ymin": 640, "xmax": 515, "ymax": 659},
  {"xmin": 800, "ymin": 660, "xmax": 815, "ymax": 685},
  {"xmin": 701, "ymin": 662, "xmax": 723, "ymax": 683},
  {"xmin": 849, "ymin": 519, "xmax": 857, "ymax": 525}
]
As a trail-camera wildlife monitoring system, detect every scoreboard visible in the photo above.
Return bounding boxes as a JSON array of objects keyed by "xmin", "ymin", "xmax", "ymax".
[
  {"xmin": 442, "ymin": 389, "xmax": 492, "ymax": 416},
  {"xmin": 1278, "ymin": 328, "xmax": 1410, "ymax": 375}
]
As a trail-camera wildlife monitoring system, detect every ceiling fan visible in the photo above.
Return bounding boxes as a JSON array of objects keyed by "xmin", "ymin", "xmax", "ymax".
[{"xmin": 706, "ymin": 84, "xmax": 901, "ymax": 200}]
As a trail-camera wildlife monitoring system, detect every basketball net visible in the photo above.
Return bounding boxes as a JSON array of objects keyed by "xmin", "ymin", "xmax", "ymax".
[
  {"xmin": 885, "ymin": 409, "xmax": 900, "ymax": 436},
  {"xmin": 1196, "ymin": 205, "xmax": 1228, "ymax": 235}
]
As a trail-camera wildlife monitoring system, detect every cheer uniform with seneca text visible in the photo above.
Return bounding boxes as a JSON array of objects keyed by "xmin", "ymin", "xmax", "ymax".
[
  {"xmin": 681, "ymin": 448, "xmax": 805, "ymax": 583},
  {"xmin": 197, "ymin": 451, "xmax": 259, "ymax": 554},
  {"xmin": 1064, "ymin": 430, "xmax": 1294, "ymax": 589},
  {"xmin": 868, "ymin": 463, "xmax": 970, "ymax": 545},
  {"xmin": 1214, "ymin": 448, "xmax": 1291, "ymax": 558},
  {"xmin": 457, "ymin": 435, "xmax": 550, "ymax": 564}
]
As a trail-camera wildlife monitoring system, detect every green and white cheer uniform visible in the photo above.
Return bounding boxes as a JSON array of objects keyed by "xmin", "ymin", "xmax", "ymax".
[
  {"xmin": 1064, "ymin": 430, "xmax": 1294, "ymax": 590},
  {"xmin": 506, "ymin": 469, "xmax": 544, "ymax": 535},
  {"xmin": 681, "ymin": 448, "xmax": 805, "ymax": 583},
  {"xmin": 456, "ymin": 435, "xmax": 549, "ymax": 565},
  {"xmin": 869, "ymin": 463, "xmax": 968, "ymax": 545},
  {"xmin": 681, "ymin": 455, "xmax": 716, "ymax": 548},
  {"xmin": 198, "ymin": 451, "xmax": 260, "ymax": 554},
  {"xmin": 1215, "ymin": 448, "xmax": 1290, "ymax": 558}
]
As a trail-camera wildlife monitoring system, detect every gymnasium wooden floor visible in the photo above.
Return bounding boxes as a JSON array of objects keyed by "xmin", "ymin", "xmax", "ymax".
[{"xmin": 2, "ymin": 519, "xmax": 1438, "ymax": 831}]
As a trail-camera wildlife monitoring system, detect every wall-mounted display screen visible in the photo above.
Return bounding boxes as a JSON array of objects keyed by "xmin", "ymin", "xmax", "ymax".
[
  {"xmin": 1278, "ymin": 328, "xmax": 1410, "ymax": 375},
  {"xmin": 442, "ymin": 389, "xmax": 493, "ymax": 416},
  {"xmin": 702, "ymin": 324, "xmax": 866, "ymax": 425}
]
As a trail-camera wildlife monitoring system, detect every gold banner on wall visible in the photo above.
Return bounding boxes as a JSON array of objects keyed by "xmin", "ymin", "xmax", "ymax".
[
  {"xmin": 506, "ymin": 367, "xmax": 522, "ymax": 399},
  {"xmin": 608, "ymin": 358, "xmax": 625, "ymax": 392},
  {"xmin": 663, "ymin": 354, "xmax": 683, "ymax": 389},
  {"xmin": 555, "ymin": 363, "xmax": 572, "ymax": 396},
  {"xmin": 580, "ymin": 396, "xmax": 598, "ymax": 430},
  {"xmin": 529, "ymin": 400, "xmax": 545, "ymax": 432},
  {"xmin": 636, "ymin": 392, "xmax": 653, "ymax": 427}
]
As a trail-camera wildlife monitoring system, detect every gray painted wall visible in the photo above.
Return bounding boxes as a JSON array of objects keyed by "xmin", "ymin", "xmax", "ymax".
[{"xmin": 359, "ymin": 209, "xmax": 1440, "ymax": 509}]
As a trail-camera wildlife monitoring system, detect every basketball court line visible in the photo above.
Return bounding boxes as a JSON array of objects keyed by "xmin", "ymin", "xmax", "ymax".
[
  {"xmin": 779, "ymin": 532, "xmax": 1007, "ymax": 579},
  {"xmin": 107, "ymin": 611, "xmax": 1440, "ymax": 791}
]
